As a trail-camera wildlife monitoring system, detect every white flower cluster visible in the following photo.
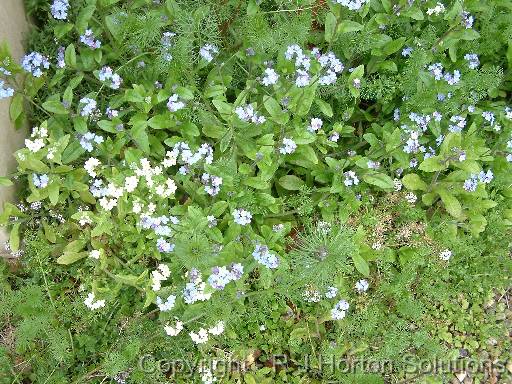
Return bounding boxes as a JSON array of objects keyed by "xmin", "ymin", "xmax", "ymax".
[
  {"xmin": 233, "ymin": 208, "xmax": 252, "ymax": 226},
  {"xmin": 164, "ymin": 318, "xmax": 183, "ymax": 336},
  {"xmin": 21, "ymin": 52, "xmax": 50, "ymax": 77},
  {"xmin": 331, "ymin": 299, "xmax": 349, "ymax": 320},
  {"xmin": 33, "ymin": 174, "xmax": 49, "ymax": 189},
  {"xmin": 261, "ymin": 67, "xmax": 279, "ymax": 86},
  {"xmin": 427, "ymin": 63, "xmax": 460, "ymax": 85},
  {"xmin": 190, "ymin": 321, "xmax": 225, "ymax": 345},
  {"xmin": 98, "ymin": 66, "xmax": 122, "ymax": 89},
  {"xmin": 183, "ymin": 270, "xmax": 212, "ymax": 304},
  {"xmin": 325, "ymin": 286, "xmax": 338, "ymax": 299},
  {"xmin": 252, "ymin": 244, "xmax": 280, "ymax": 269},
  {"xmin": 303, "ymin": 286, "xmax": 321, "ymax": 303},
  {"xmin": 51, "ymin": 0, "xmax": 70, "ymax": 20},
  {"xmin": 355, "ymin": 279, "xmax": 369, "ymax": 293},
  {"xmin": 207, "ymin": 263, "xmax": 244, "ymax": 290},
  {"xmin": 89, "ymin": 179, "xmax": 123, "ymax": 210},
  {"xmin": 332, "ymin": 0, "xmax": 368, "ymax": 11},
  {"xmin": 84, "ymin": 157, "xmax": 101, "ymax": 178},
  {"xmin": 426, "ymin": 2, "xmax": 446, "ymax": 16},
  {"xmin": 25, "ymin": 126, "xmax": 47, "ymax": 152},
  {"xmin": 79, "ymin": 97, "xmax": 97, "ymax": 117},
  {"xmin": 156, "ymin": 294, "xmax": 176, "ymax": 312},
  {"xmin": 235, "ymin": 104, "xmax": 266, "ymax": 124},
  {"xmin": 172, "ymin": 142, "xmax": 214, "ymax": 168},
  {"xmin": 151, "ymin": 264, "xmax": 171, "ymax": 291},
  {"xmin": 315, "ymin": 50, "xmax": 344, "ymax": 85},
  {"xmin": 79, "ymin": 131, "xmax": 104, "ymax": 151},
  {"xmin": 80, "ymin": 29, "xmax": 102, "ymax": 49},
  {"xmin": 84, "ymin": 292, "xmax": 106, "ymax": 310},
  {"xmin": 161, "ymin": 31, "xmax": 176, "ymax": 62},
  {"xmin": 280, "ymin": 137, "xmax": 297, "ymax": 154},
  {"xmin": 307, "ymin": 117, "xmax": 323, "ymax": 133},
  {"xmin": 167, "ymin": 94, "xmax": 186, "ymax": 112},
  {"xmin": 343, "ymin": 171, "xmax": 359, "ymax": 187},
  {"xmin": 0, "ymin": 80, "xmax": 14, "ymax": 99},
  {"xmin": 89, "ymin": 249, "xmax": 101, "ymax": 259},
  {"xmin": 439, "ymin": 249, "xmax": 452, "ymax": 261},
  {"xmin": 56, "ymin": 46, "xmax": 65, "ymax": 68},
  {"xmin": 199, "ymin": 44, "xmax": 218, "ymax": 63},
  {"xmin": 201, "ymin": 173, "xmax": 223, "ymax": 196},
  {"xmin": 285, "ymin": 44, "xmax": 311, "ymax": 87}
]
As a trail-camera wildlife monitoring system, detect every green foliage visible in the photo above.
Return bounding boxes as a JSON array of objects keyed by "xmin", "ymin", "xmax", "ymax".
[{"xmin": 0, "ymin": 0, "xmax": 511, "ymax": 382}]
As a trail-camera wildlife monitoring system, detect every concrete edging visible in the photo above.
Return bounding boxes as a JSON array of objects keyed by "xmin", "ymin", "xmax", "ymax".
[{"xmin": 0, "ymin": 0, "xmax": 29, "ymax": 255}]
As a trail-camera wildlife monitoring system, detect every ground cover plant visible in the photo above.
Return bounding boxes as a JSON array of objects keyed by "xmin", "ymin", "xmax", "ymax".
[{"xmin": 1, "ymin": 0, "xmax": 512, "ymax": 383}]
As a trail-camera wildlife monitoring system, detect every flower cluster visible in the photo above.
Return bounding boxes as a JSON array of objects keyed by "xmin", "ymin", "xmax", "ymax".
[
  {"xmin": 199, "ymin": 44, "xmax": 218, "ymax": 63},
  {"xmin": 51, "ymin": 0, "xmax": 70, "ymax": 20},
  {"xmin": 280, "ymin": 138, "xmax": 297, "ymax": 154},
  {"xmin": 331, "ymin": 299, "xmax": 350, "ymax": 320},
  {"xmin": 84, "ymin": 292, "xmax": 106, "ymax": 310},
  {"xmin": 0, "ymin": 80, "xmax": 14, "ymax": 99},
  {"xmin": 79, "ymin": 131, "xmax": 104, "ymax": 152},
  {"xmin": 343, "ymin": 171, "xmax": 359, "ymax": 187},
  {"xmin": 332, "ymin": 0, "xmax": 367, "ymax": 11},
  {"xmin": 21, "ymin": 52, "xmax": 50, "ymax": 77},
  {"xmin": 252, "ymin": 244, "xmax": 280, "ymax": 269},
  {"xmin": 201, "ymin": 173, "xmax": 223, "ymax": 196},
  {"xmin": 463, "ymin": 170, "xmax": 493, "ymax": 192},
  {"xmin": 80, "ymin": 29, "xmax": 102, "ymax": 49},
  {"xmin": 233, "ymin": 208, "xmax": 252, "ymax": 226},
  {"xmin": 234, "ymin": 104, "xmax": 266, "ymax": 124},
  {"xmin": 151, "ymin": 264, "xmax": 171, "ymax": 291},
  {"xmin": 207, "ymin": 263, "xmax": 244, "ymax": 290},
  {"xmin": 167, "ymin": 94, "xmax": 186, "ymax": 112},
  {"xmin": 261, "ymin": 67, "xmax": 279, "ymax": 86},
  {"xmin": 183, "ymin": 270, "xmax": 212, "ymax": 304},
  {"xmin": 98, "ymin": 66, "xmax": 122, "ymax": 89}
]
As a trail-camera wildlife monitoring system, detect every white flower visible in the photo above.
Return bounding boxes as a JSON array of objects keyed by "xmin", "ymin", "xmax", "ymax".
[
  {"xmin": 261, "ymin": 68, "xmax": 279, "ymax": 86},
  {"xmin": 280, "ymin": 138, "xmax": 297, "ymax": 154},
  {"xmin": 124, "ymin": 176, "xmax": 139, "ymax": 193},
  {"xmin": 51, "ymin": 0, "xmax": 70, "ymax": 20},
  {"xmin": 355, "ymin": 279, "xmax": 369, "ymax": 293},
  {"xmin": 164, "ymin": 319, "xmax": 183, "ymax": 336},
  {"xmin": 439, "ymin": 249, "xmax": 452, "ymax": 261},
  {"xmin": 308, "ymin": 117, "xmax": 323, "ymax": 133},
  {"xmin": 21, "ymin": 52, "xmax": 50, "ymax": 77},
  {"xmin": 325, "ymin": 286, "xmax": 338, "ymax": 299},
  {"xmin": 167, "ymin": 94, "xmax": 186, "ymax": 112},
  {"xmin": 208, "ymin": 321, "xmax": 225, "ymax": 335},
  {"xmin": 98, "ymin": 66, "xmax": 122, "ymax": 89},
  {"xmin": 332, "ymin": 0, "xmax": 368, "ymax": 11},
  {"xmin": 233, "ymin": 208, "xmax": 252, "ymax": 226},
  {"xmin": 252, "ymin": 244, "xmax": 280, "ymax": 269},
  {"xmin": 89, "ymin": 250, "xmax": 101, "ymax": 259},
  {"xmin": 79, "ymin": 98, "xmax": 97, "ymax": 117},
  {"xmin": 80, "ymin": 29, "xmax": 102, "ymax": 49},
  {"xmin": 0, "ymin": 80, "xmax": 14, "ymax": 99},
  {"xmin": 190, "ymin": 328, "xmax": 209, "ymax": 344},
  {"xmin": 156, "ymin": 295, "xmax": 176, "ymax": 312},
  {"xmin": 343, "ymin": 171, "xmax": 359, "ymax": 187},
  {"xmin": 405, "ymin": 192, "xmax": 417, "ymax": 204},
  {"xmin": 331, "ymin": 299, "xmax": 349, "ymax": 320},
  {"xmin": 199, "ymin": 44, "xmax": 218, "ymax": 63},
  {"xmin": 426, "ymin": 2, "xmax": 446, "ymax": 16},
  {"xmin": 84, "ymin": 157, "xmax": 101, "ymax": 178},
  {"xmin": 234, "ymin": 104, "xmax": 266, "ymax": 124},
  {"xmin": 84, "ymin": 292, "xmax": 105, "ymax": 310}
]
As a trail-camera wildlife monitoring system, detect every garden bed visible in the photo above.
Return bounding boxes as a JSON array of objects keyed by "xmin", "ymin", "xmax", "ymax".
[{"xmin": 1, "ymin": 0, "xmax": 512, "ymax": 383}]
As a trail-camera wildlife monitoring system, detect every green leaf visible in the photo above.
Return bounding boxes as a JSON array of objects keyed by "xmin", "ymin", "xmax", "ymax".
[
  {"xmin": 314, "ymin": 98, "xmax": 333, "ymax": 117},
  {"xmin": 9, "ymin": 93, "xmax": 24, "ymax": 122},
  {"xmin": 362, "ymin": 173, "xmax": 394, "ymax": 190},
  {"xmin": 352, "ymin": 253, "xmax": 370, "ymax": 276},
  {"xmin": 278, "ymin": 175, "xmax": 304, "ymax": 190},
  {"xmin": 48, "ymin": 182, "xmax": 60, "ymax": 205},
  {"xmin": 402, "ymin": 174, "xmax": 428, "ymax": 191},
  {"xmin": 263, "ymin": 96, "xmax": 288, "ymax": 125},
  {"xmin": 64, "ymin": 44, "xmax": 77, "ymax": 68},
  {"xmin": 9, "ymin": 223, "xmax": 20, "ymax": 252},
  {"xmin": 212, "ymin": 99, "xmax": 232, "ymax": 121},
  {"xmin": 381, "ymin": 37, "xmax": 406, "ymax": 56},
  {"xmin": 419, "ymin": 156, "xmax": 447, "ymax": 172},
  {"xmin": 57, "ymin": 251, "xmax": 88, "ymax": 265},
  {"xmin": 42, "ymin": 100, "xmax": 69, "ymax": 115},
  {"xmin": 148, "ymin": 114, "xmax": 172, "ymax": 129},
  {"xmin": 438, "ymin": 189, "xmax": 464, "ymax": 219},
  {"xmin": 325, "ymin": 12, "xmax": 337, "ymax": 42},
  {"xmin": 337, "ymin": 20, "xmax": 364, "ymax": 33}
]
